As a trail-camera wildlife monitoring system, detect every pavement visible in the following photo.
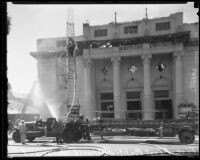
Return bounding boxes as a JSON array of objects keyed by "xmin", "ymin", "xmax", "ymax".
[{"xmin": 7, "ymin": 134, "xmax": 199, "ymax": 157}]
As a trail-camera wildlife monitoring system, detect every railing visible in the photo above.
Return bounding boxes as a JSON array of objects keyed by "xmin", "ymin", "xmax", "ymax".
[{"xmin": 150, "ymin": 42, "xmax": 173, "ymax": 48}]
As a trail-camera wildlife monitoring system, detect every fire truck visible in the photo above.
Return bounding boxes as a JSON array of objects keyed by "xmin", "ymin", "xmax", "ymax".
[{"xmin": 91, "ymin": 105, "xmax": 199, "ymax": 144}]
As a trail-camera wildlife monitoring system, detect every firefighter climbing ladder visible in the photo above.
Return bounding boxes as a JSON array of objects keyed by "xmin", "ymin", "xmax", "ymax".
[
  {"xmin": 58, "ymin": 8, "xmax": 79, "ymax": 121},
  {"xmin": 67, "ymin": 56, "xmax": 79, "ymax": 117}
]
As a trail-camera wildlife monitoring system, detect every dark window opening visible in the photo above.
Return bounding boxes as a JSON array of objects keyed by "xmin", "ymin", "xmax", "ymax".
[
  {"xmin": 100, "ymin": 93, "xmax": 113, "ymax": 100},
  {"xmin": 94, "ymin": 29, "xmax": 107, "ymax": 37},
  {"xmin": 155, "ymin": 100, "xmax": 172, "ymax": 119},
  {"xmin": 154, "ymin": 90, "xmax": 169, "ymax": 98},
  {"xmin": 101, "ymin": 102, "xmax": 114, "ymax": 118},
  {"xmin": 127, "ymin": 91, "xmax": 140, "ymax": 99},
  {"xmin": 124, "ymin": 26, "xmax": 138, "ymax": 34},
  {"xmin": 156, "ymin": 22, "xmax": 170, "ymax": 31},
  {"xmin": 127, "ymin": 101, "xmax": 142, "ymax": 120}
]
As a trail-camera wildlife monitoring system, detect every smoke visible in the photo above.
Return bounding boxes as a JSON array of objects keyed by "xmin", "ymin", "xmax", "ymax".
[{"xmin": 45, "ymin": 101, "xmax": 59, "ymax": 120}]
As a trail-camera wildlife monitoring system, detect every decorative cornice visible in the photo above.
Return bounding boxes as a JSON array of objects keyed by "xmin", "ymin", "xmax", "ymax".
[
  {"xmin": 30, "ymin": 51, "xmax": 64, "ymax": 60},
  {"xmin": 173, "ymin": 51, "xmax": 184, "ymax": 59}
]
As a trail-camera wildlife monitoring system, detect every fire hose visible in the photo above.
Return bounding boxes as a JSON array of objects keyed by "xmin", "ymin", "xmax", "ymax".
[{"xmin": 58, "ymin": 48, "xmax": 77, "ymax": 122}]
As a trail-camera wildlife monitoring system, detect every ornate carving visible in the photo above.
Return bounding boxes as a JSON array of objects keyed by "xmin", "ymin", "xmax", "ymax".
[
  {"xmin": 141, "ymin": 54, "xmax": 152, "ymax": 65},
  {"xmin": 173, "ymin": 51, "xmax": 183, "ymax": 62},
  {"xmin": 128, "ymin": 65, "xmax": 137, "ymax": 74},
  {"xmin": 111, "ymin": 56, "xmax": 121, "ymax": 66},
  {"xmin": 156, "ymin": 62, "xmax": 166, "ymax": 72},
  {"xmin": 101, "ymin": 66, "xmax": 110, "ymax": 75}
]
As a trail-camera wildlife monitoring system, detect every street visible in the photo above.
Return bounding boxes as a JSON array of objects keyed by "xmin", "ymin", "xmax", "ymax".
[{"xmin": 7, "ymin": 135, "xmax": 199, "ymax": 157}]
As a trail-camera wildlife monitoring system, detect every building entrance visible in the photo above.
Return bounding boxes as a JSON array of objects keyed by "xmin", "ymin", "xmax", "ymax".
[{"xmin": 155, "ymin": 100, "xmax": 172, "ymax": 119}]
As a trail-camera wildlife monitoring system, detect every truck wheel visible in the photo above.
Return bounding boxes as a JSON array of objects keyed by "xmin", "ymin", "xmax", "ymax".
[
  {"xmin": 179, "ymin": 130, "xmax": 195, "ymax": 144},
  {"xmin": 26, "ymin": 137, "xmax": 35, "ymax": 142},
  {"xmin": 12, "ymin": 130, "xmax": 21, "ymax": 143}
]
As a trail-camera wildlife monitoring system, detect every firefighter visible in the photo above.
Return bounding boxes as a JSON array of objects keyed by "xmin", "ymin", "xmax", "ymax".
[
  {"xmin": 97, "ymin": 117, "xmax": 104, "ymax": 140},
  {"xmin": 78, "ymin": 115, "xmax": 91, "ymax": 141},
  {"xmin": 158, "ymin": 122, "xmax": 164, "ymax": 138},
  {"xmin": 19, "ymin": 120, "xmax": 26, "ymax": 144},
  {"xmin": 67, "ymin": 37, "xmax": 75, "ymax": 57},
  {"xmin": 85, "ymin": 118, "xmax": 91, "ymax": 141},
  {"xmin": 55, "ymin": 120, "xmax": 64, "ymax": 144},
  {"xmin": 36, "ymin": 118, "xmax": 43, "ymax": 127}
]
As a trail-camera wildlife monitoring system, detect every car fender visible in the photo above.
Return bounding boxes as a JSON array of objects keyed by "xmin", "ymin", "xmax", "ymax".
[{"xmin": 178, "ymin": 126, "xmax": 195, "ymax": 135}]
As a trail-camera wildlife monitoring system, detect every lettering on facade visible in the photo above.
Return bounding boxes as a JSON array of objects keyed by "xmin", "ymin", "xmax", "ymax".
[
  {"xmin": 119, "ymin": 44, "xmax": 142, "ymax": 50},
  {"xmin": 150, "ymin": 42, "xmax": 173, "ymax": 48}
]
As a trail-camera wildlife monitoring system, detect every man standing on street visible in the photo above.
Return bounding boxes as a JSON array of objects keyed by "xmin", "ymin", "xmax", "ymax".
[{"xmin": 19, "ymin": 120, "xmax": 26, "ymax": 144}]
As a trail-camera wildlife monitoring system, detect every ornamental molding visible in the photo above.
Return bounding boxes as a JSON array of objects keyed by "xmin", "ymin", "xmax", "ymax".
[
  {"xmin": 111, "ymin": 56, "xmax": 121, "ymax": 66},
  {"xmin": 141, "ymin": 54, "xmax": 152, "ymax": 65}
]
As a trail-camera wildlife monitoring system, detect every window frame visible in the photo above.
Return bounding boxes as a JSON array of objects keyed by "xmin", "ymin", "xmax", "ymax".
[
  {"xmin": 99, "ymin": 92, "xmax": 114, "ymax": 118},
  {"xmin": 154, "ymin": 90, "xmax": 170, "ymax": 100},
  {"xmin": 126, "ymin": 91, "xmax": 142, "ymax": 119},
  {"xmin": 124, "ymin": 25, "xmax": 138, "ymax": 34},
  {"xmin": 155, "ymin": 21, "xmax": 171, "ymax": 31},
  {"xmin": 94, "ymin": 29, "xmax": 107, "ymax": 37}
]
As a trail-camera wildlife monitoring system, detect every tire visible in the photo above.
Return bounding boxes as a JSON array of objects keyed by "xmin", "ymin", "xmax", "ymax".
[
  {"xmin": 12, "ymin": 129, "xmax": 21, "ymax": 143},
  {"xmin": 26, "ymin": 137, "xmax": 35, "ymax": 142},
  {"xmin": 62, "ymin": 126, "xmax": 82, "ymax": 143},
  {"xmin": 179, "ymin": 130, "xmax": 195, "ymax": 144}
]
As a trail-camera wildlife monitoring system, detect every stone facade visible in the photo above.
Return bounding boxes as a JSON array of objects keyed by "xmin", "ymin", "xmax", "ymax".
[{"xmin": 30, "ymin": 12, "xmax": 199, "ymax": 121}]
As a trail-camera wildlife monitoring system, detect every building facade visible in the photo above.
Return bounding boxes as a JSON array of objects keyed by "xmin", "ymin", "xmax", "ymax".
[{"xmin": 30, "ymin": 12, "xmax": 199, "ymax": 121}]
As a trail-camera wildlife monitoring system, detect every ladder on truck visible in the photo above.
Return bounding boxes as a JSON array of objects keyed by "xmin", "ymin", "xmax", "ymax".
[
  {"xmin": 59, "ymin": 8, "xmax": 80, "ymax": 122},
  {"xmin": 66, "ymin": 55, "xmax": 80, "ymax": 120}
]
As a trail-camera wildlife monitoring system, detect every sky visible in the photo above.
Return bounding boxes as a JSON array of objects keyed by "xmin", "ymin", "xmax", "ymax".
[{"xmin": 7, "ymin": 2, "xmax": 198, "ymax": 95}]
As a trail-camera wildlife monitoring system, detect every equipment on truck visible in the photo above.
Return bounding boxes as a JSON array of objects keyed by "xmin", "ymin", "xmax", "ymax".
[
  {"xmin": 91, "ymin": 107, "xmax": 199, "ymax": 144},
  {"xmin": 12, "ymin": 116, "xmax": 91, "ymax": 143}
]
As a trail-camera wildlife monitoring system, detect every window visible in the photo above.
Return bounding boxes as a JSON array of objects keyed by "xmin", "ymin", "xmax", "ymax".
[
  {"xmin": 100, "ymin": 92, "xmax": 113, "ymax": 100},
  {"xmin": 127, "ymin": 91, "xmax": 140, "ymax": 99},
  {"xmin": 94, "ymin": 29, "xmax": 107, "ymax": 37},
  {"xmin": 100, "ymin": 92, "xmax": 114, "ymax": 118},
  {"xmin": 154, "ymin": 90, "xmax": 172, "ymax": 119},
  {"xmin": 126, "ymin": 91, "xmax": 141, "ymax": 119},
  {"xmin": 124, "ymin": 26, "xmax": 138, "ymax": 34},
  {"xmin": 56, "ymin": 40, "xmax": 66, "ymax": 48},
  {"xmin": 154, "ymin": 90, "xmax": 169, "ymax": 98},
  {"xmin": 155, "ymin": 22, "xmax": 170, "ymax": 31}
]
